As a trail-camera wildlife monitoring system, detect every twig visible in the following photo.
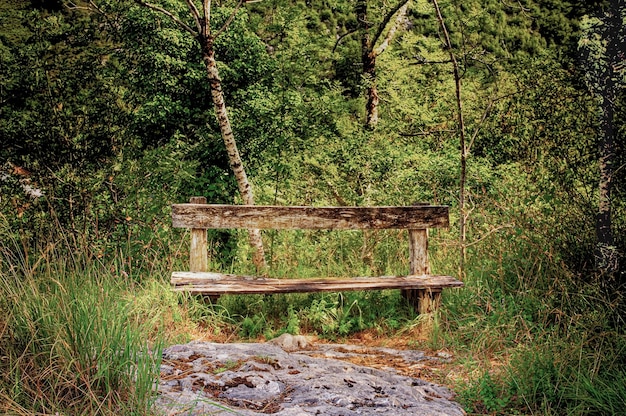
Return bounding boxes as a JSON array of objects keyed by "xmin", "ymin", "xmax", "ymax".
[
  {"xmin": 332, "ymin": 29, "xmax": 357, "ymax": 53},
  {"xmin": 398, "ymin": 129, "xmax": 455, "ymax": 137},
  {"xmin": 184, "ymin": 0, "xmax": 203, "ymax": 34},
  {"xmin": 410, "ymin": 58, "xmax": 453, "ymax": 65},
  {"xmin": 467, "ymin": 90, "xmax": 520, "ymax": 152},
  {"xmin": 135, "ymin": 0, "xmax": 197, "ymax": 36},
  {"xmin": 214, "ymin": 0, "xmax": 245, "ymax": 40},
  {"xmin": 465, "ymin": 224, "xmax": 515, "ymax": 248}
]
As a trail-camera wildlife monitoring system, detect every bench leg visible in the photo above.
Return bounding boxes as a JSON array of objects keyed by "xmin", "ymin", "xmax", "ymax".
[
  {"xmin": 402, "ymin": 288, "xmax": 441, "ymax": 315},
  {"xmin": 405, "ymin": 228, "xmax": 441, "ymax": 314}
]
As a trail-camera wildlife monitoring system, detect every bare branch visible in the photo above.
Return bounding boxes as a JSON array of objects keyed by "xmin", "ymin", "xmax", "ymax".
[
  {"xmin": 203, "ymin": 0, "xmax": 211, "ymax": 38},
  {"xmin": 410, "ymin": 58, "xmax": 453, "ymax": 65},
  {"xmin": 135, "ymin": 0, "xmax": 198, "ymax": 36},
  {"xmin": 371, "ymin": 0, "xmax": 410, "ymax": 52},
  {"xmin": 214, "ymin": 0, "xmax": 245, "ymax": 40},
  {"xmin": 65, "ymin": 0, "xmax": 89, "ymax": 10},
  {"xmin": 65, "ymin": 0, "xmax": 108, "ymax": 17},
  {"xmin": 467, "ymin": 101, "xmax": 493, "ymax": 153},
  {"xmin": 373, "ymin": 1, "xmax": 409, "ymax": 57},
  {"xmin": 399, "ymin": 129, "xmax": 455, "ymax": 137},
  {"xmin": 184, "ymin": 0, "xmax": 203, "ymax": 33},
  {"xmin": 501, "ymin": 0, "xmax": 530, "ymax": 16},
  {"xmin": 467, "ymin": 90, "xmax": 520, "ymax": 152},
  {"xmin": 332, "ymin": 29, "xmax": 357, "ymax": 53}
]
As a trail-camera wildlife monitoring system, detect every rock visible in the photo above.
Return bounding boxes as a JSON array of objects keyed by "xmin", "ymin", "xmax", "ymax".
[
  {"xmin": 155, "ymin": 341, "xmax": 466, "ymax": 416},
  {"xmin": 268, "ymin": 333, "xmax": 314, "ymax": 351}
]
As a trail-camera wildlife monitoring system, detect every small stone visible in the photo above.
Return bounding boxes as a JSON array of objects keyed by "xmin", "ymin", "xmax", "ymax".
[{"xmin": 268, "ymin": 333, "xmax": 313, "ymax": 351}]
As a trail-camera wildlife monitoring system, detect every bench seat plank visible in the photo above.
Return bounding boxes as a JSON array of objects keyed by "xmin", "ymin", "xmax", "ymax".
[
  {"xmin": 172, "ymin": 204, "xmax": 449, "ymax": 230},
  {"xmin": 171, "ymin": 272, "xmax": 463, "ymax": 295}
]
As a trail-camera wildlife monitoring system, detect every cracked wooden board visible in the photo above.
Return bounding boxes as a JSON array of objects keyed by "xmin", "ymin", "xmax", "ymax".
[{"xmin": 171, "ymin": 273, "xmax": 464, "ymax": 295}]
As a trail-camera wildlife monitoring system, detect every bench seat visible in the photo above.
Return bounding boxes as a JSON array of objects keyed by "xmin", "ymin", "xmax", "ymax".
[{"xmin": 171, "ymin": 272, "xmax": 463, "ymax": 295}]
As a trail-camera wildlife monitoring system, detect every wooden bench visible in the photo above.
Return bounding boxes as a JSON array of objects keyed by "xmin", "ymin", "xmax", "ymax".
[{"xmin": 171, "ymin": 197, "xmax": 463, "ymax": 314}]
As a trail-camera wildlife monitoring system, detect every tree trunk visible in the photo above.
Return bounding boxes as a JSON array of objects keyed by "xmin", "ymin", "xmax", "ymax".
[
  {"xmin": 203, "ymin": 46, "xmax": 267, "ymax": 271},
  {"xmin": 356, "ymin": 0, "xmax": 408, "ymax": 128},
  {"xmin": 431, "ymin": 0, "xmax": 467, "ymax": 279},
  {"xmin": 357, "ymin": 0, "xmax": 376, "ymax": 128},
  {"xmin": 594, "ymin": 7, "xmax": 619, "ymax": 277},
  {"xmin": 130, "ymin": 0, "xmax": 267, "ymax": 271},
  {"xmin": 364, "ymin": 54, "xmax": 379, "ymax": 128}
]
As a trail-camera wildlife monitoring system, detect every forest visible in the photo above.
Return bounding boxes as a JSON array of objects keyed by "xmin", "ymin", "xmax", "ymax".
[{"xmin": 0, "ymin": 0, "xmax": 625, "ymax": 414}]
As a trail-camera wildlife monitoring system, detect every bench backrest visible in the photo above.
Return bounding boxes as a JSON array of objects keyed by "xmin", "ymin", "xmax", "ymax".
[
  {"xmin": 172, "ymin": 204, "xmax": 449, "ymax": 230},
  {"xmin": 172, "ymin": 199, "xmax": 449, "ymax": 276}
]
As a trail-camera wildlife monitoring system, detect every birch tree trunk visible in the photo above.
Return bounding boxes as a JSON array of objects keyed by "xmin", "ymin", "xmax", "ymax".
[
  {"xmin": 131, "ymin": 0, "xmax": 268, "ymax": 271},
  {"xmin": 203, "ymin": 46, "xmax": 267, "ymax": 271},
  {"xmin": 431, "ymin": 0, "xmax": 467, "ymax": 278}
]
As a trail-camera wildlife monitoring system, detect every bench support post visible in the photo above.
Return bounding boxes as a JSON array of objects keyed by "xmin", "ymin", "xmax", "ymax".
[
  {"xmin": 403, "ymin": 229, "xmax": 441, "ymax": 314},
  {"xmin": 189, "ymin": 197, "xmax": 220, "ymax": 303},
  {"xmin": 189, "ymin": 197, "xmax": 209, "ymax": 273}
]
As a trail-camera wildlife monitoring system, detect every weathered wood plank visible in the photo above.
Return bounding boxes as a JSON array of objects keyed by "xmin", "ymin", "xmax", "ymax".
[
  {"xmin": 404, "ymin": 228, "xmax": 439, "ymax": 314},
  {"xmin": 172, "ymin": 205, "xmax": 449, "ymax": 230},
  {"xmin": 189, "ymin": 197, "xmax": 209, "ymax": 272},
  {"xmin": 171, "ymin": 272, "xmax": 463, "ymax": 295}
]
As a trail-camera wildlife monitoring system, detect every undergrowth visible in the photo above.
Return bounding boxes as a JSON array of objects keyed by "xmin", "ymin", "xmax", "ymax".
[
  {"xmin": 1, "ymin": 190, "xmax": 624, "ymax": 415},
  {"xmin": 0, "ymin": 237, "xmax": 166, "ymax": 415}
]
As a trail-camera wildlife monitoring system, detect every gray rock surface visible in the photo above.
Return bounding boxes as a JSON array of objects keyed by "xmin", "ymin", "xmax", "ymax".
[{"xmin": 155, "ymin": 340, "xmax": 465, "ymax": 416}]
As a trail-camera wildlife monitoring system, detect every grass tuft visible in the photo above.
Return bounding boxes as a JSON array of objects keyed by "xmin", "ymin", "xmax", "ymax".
[{"xmin": 0, "ymin": 239, "xmax": 163, "ymax": 415}]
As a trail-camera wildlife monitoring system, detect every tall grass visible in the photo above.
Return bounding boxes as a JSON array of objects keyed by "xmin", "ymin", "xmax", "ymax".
[
  {"xmin": 0, "ymin": 237, "xmax": 164, "ymax": 415},
  {"xmin": 434, "ymin": 224, "xmax": 626, "ymax": 415}
]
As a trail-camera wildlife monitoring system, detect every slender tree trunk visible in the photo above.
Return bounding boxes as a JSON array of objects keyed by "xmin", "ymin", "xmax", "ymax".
[
  {"xmin": 431, "ymin": 0, "xmax": 467, "ymax": 278},
  {"xmin": 594, "ymin": 3, "xmax": 620, "ymax": 277},
  {"xmin": 203, "ymin": 45, "xmax": 267, "ymax": 271},
  {"xmin": 357, "ymin": 0, "xmax": 375, "ymax": 128},
  {"xmin": 596, "ymin": 92, "xmax": 617, "ymax": 276},
  {"xmin": 356, "ymin": 0, "xmax": 409, "ymax": 128},
  {"xmin": 130, "ymin": 0, "xmax": 267, "ymax": 270}
]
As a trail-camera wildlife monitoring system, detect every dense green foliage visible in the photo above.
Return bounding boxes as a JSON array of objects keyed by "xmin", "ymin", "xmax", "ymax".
[{"xmin": 1, "ymin": 0, "xmax": 624, "ymax": 414}]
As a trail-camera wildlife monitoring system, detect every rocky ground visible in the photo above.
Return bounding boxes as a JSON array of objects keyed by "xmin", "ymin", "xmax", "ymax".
[{"xmin": 154, "ymin": 334, "xmax": 465, "ymax": 415}]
